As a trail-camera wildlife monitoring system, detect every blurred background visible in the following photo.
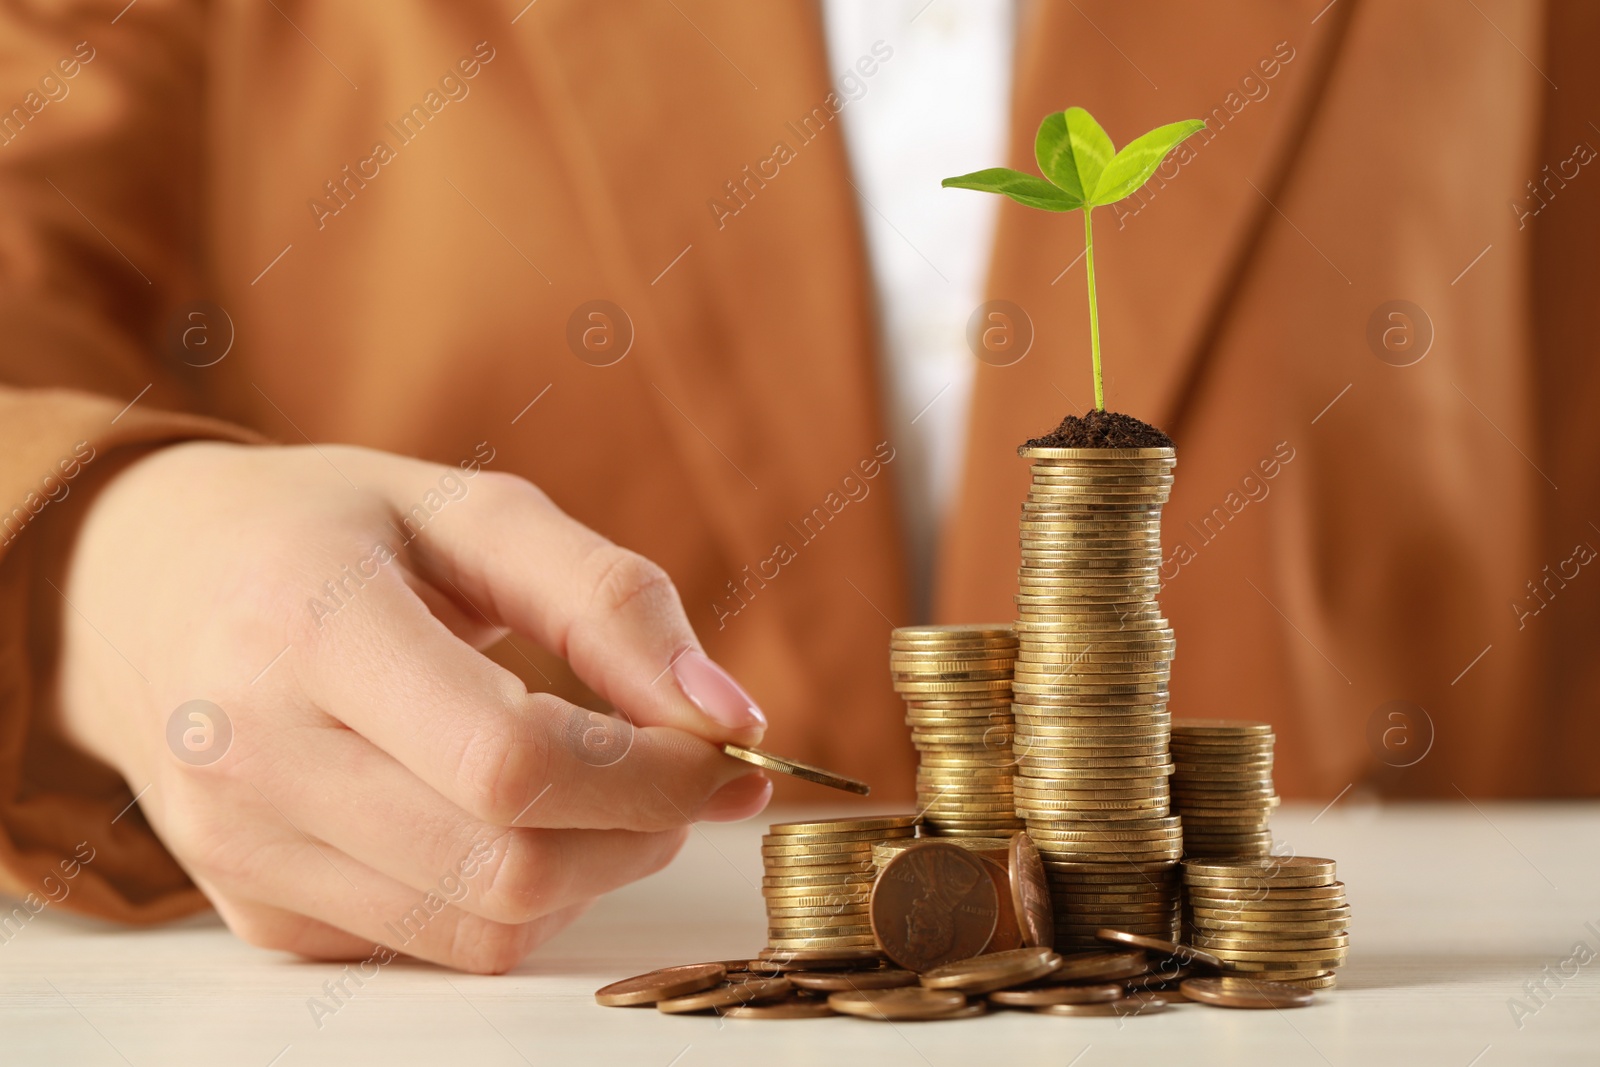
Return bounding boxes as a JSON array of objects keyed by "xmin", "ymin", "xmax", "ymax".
[{"xmin": 4, "ymin": 0, "xmax": 1597, "ymax": 809}]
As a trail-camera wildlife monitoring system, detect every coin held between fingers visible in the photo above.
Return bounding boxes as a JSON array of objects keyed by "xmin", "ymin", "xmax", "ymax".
[{"xmin": 722, "ymin": 744, "xmax": 872, "ymax": 796}]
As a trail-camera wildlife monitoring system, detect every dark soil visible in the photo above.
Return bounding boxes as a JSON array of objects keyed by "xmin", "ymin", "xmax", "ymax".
[{"xmin": 1021, "ymin": 409, "xmax": 1174, "ymax": 451}]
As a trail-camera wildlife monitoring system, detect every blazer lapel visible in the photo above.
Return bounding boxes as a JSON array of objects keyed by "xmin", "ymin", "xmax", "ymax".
[{"xmin": 520, "ymin": 0, "xmax": 901, "ymax": 577}]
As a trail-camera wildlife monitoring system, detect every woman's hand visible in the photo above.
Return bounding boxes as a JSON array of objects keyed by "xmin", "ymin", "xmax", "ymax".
[{"xmin": 53, "ymin": 441, "xmax": 770, "ymax": 972}]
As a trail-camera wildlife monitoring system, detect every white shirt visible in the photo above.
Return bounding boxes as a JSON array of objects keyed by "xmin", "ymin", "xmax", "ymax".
[{"xmin": 821, "ymin": 0, "xmax": 1015, "ymax": 621}]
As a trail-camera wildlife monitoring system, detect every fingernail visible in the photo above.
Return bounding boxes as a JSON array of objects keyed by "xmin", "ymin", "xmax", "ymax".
[
  {"xmin": 701, "ymin": 773, "xmax": 773, "ymax": 822},
  {"xmin": 672, "ymin": 649, "xmax": 767, "ymax": 732}
]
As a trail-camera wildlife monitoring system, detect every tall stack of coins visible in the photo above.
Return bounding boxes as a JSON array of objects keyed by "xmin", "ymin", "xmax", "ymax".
[
  {"xmin": 1010, "ymin": 446, "xmax": 1182, "ymax": 951},
  {"xmin": 890, "ymin": 625, "xmax": 1026, "ymax": 839},
  {"xmin": 1182, "ymin": 856, "xmax": 1350, "ymax": 989},
  {"xmin": 1170, "ymin": 720, "xmax": 1279, "ymax": 858},
  {"xmin": 761, "ymin": 816, "xmax": 918, "ymax": 963},
  {"xmin": 871, "ymin": 838, "xmax": 1011, "ymax": 868}
]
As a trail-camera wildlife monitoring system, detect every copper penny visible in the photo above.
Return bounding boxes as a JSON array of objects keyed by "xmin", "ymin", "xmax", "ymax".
[
  {"xmin": 656, "ymin": 976, "xmax": 792, "ymax": 1014},
  {"xmin": 989, "ymin": 982, "xmax": 1124, "ymax": 1007},
  {"xmin": 828, "ymin": 987, "xmax": 969, "ymax": 1020},
  {"xmin": 983, "ymin": 858, "xmax": 1026, "ymax": 953},
  {"xmin": 920, "ymin": 946, "xmax": 1062, "ymax": 994},
  {"xmin": 1181, "ymin": 976, "xmax": 1315, "ymax": 1009},
  {"xmin": 1048, "ymin": 949, "xmax": 1151, "ymax": 983},
  {"xmin": 1009, "ymin": 832, "xmax": 1055, "ymax": 949},
  {"xmin": 789, "ymin": 969, "xmax": 921, "ymax": 992},
  {"xmin": 594, "ymin": 962, "xmax": 726, "ymax": 1006},
  {"xmin": 1033, "ymin": 997, "xmax": 1171, "ymax": 1017},
  {"xmin": 1095, "ymin": 928, "xmax": 1223, "ymax": 969},
  {"xmin": 871, "ymin": 842, "xmax": 1000, "ymax": 972},
  {"xmin": 721, "ymin": 997, "xmax": 837, "ymax": 1019}
]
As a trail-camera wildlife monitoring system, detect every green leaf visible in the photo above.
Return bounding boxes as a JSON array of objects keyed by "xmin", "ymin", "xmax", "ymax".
[
  {"xmin": 1090, "ymin": 118, "xmax": 1206, "ymax": 206},
  {"xmin": 941, "ymin": 168, "xmax": 1081, "ymax": 211},
  {"xmin": 1034, "ymin": 107, "xmax": 1115, "ymax": 203}
]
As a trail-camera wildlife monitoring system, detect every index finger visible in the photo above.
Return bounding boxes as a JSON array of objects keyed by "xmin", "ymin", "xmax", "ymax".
[{"xmin": 375, "ymin": 464, "xmax": 766, "ymax": 744}]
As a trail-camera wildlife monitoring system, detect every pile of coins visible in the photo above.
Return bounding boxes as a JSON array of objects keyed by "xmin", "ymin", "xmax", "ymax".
[
  {"xmin": 1010, "ymin": 445, "xmax": 1182, "ymax": 950},
  {"xmin": 889, "ymin": 625, "xmax": 1026, "ymax": 839},
  {"xmin": 1182, "ymin": 856, "xmax": 1350, "ymax": 989},
  {"xmin": 595, "ymin": 939, "xmax": 1318, "ymax": 1019},
  {"xmin": 1171, "ymin": 719, "xmax": 1279, "ymax": 857},
  {"xmin": 761, "ymin": 816, "xmax": 918, "ymax": 962}
]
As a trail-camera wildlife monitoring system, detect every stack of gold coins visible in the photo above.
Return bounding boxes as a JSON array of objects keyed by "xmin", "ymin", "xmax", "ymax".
[
  {"xmin": 871, "ymin": 838, "xmax": 1011, "ymax": 869},
  {"xmin": 1182, "ymin": 856, "xmax": 1350, "ymax": 989},
  {"xmin": 890, "ymin": 625, "xmax": 1026, "ymax": 839},
  {"xmin": 761, "ymin": 816, "xmax": 919, "ymax": 961},
  {"xmin": 1011, "ymin": 445, "xmax": 1182, "ymax": 951},
  {"xmin": 1170, "ymin": 719, "xmax": 1279, "ymax": 858}
]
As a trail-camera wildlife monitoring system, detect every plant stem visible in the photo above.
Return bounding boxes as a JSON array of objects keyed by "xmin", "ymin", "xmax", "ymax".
[{"xmin": 1082, "ymin": 207, "xmax": 1104, "ymax": 410}]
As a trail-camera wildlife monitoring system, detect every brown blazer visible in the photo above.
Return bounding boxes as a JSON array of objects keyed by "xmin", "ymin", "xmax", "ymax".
[{"xmin": 1, "ymin": 0, "xmax": 1595, "ymax": 924}]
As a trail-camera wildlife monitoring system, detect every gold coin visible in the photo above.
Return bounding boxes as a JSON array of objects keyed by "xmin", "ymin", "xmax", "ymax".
[
  {"xmin": 761, "ymin": 840, "xmax": 880, "ymax": 857},
  {"xmin": 768, "ymin": 924, "xmax": 878, "ymax": 939},
  {"xmin": 1020, "ymin": 446, "xmax": 1175, "ymax": 460},
  {"xmin": 1190, "ymin": 905, "xmax": 1351, "ymax": 923},
  {"xmin": 1170, "ymin": 719, "xmax": 1273, "ymax": 736},
  {"xmin": 892, "ymin": 623, "xmax": 1016, "ymax": 637},
  {"xmin": 1184, "ymin": 882, "xmax": 1346, "ymax": 902},
  {"xmin": 756, "ymin": 947, "xmax": 886, "ymax": 966},
  {"xmin": 758, "ymin": 890, "xmax": 873, "ymax": 906},
  {"xmin": 762, "ymin": 873, "xmax": 877, "ymax": 888},
  {"xmin": 1209, "ymin": 953, "xmax": 1350, "ymax": 972},
  {"xmin": 723, "ymin": 744, "xmax": 870, "ymax": 796},
  {"xmin": 1180, "ymin": 975, "xmax": 1313, "ymax": 1009},
  {"xmin": 1194, "ymin": 934, "xmax": 1348, "ymax": 951},
  {"xmin": 767, "ymin": 935, "xmax": 879, "ymax": 950},
  {"xmin": 765, "ymin": 904, "xmax": 872, "ymax": 920},
  {"xmin": 762, "ymin": 827, "xmax": 918, "ymax": 846},
  {"xmin": 891, "ymin": 659, "xmax": 1016, "ymax": 675},
  {"xmin": 1190, "ymin": 917, "xmax": 1349, "ymax": 934},
  {"xmin": 1183, "ymin": 856, "xmax": 1336, "ymax": 881}
]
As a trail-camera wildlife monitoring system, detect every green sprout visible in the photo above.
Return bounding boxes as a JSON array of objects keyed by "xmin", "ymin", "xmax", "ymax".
[{"xmin": 943, "ymin": 107, "xmax": 1204, "ymax": 410}]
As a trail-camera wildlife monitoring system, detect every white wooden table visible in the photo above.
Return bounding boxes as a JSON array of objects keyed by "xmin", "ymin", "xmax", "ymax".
[{"xmin": 3, "ymin": 802, "xmax": 1597, "ymax": 1066}]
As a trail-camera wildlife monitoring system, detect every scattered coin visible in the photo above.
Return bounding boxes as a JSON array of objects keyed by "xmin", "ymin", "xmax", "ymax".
[
  {"xmin": 989, "ymin": 981, "xmax": 1124, "ymax": 1007},
  {"xmin": 593, "ymin": 963, "xmax": 728, "ymax": 1007},
  {"xmin": 827, "ymin": 987, "xmax": 969, "ymax": 1021},
  {"xmin": 1033, "ymin": 997, "xmax": 1170, "ymax": 1017},
  {"xmin": 788, "ymin": 969, "xmax": 921, "ymax": 992},
  {"xmin": 1180, "ymin": 976, "xmax": 1315, "ymax": 1009},
  {"xmin": 919, "ymin": 946, "xmax": 1062, "ymax": 994},
  {"xmin": 1009, "ymin": 831, "xmax": 1055, "ymax": 948},
  {"xmin": 1095, "ymin": 928, "xmax": 1222, "ymax": 969},
  {"xmin": 756, "ymin": 947, "xmax": 888, "ymax": 969},
  {"xmin": 1046, "ymin": 949, "xmax": 1151, "ymax": 983},
  {"xmin": 722, "ymin": 744, "xmax": 871, "ymax": 796},
  {"xmin": 656, "ymin": 976, "xmax": 792, "ymax": 1014},
  {"xmin": 721, "ymin": 998, "xmax": 837, "ymax": 1019}
]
